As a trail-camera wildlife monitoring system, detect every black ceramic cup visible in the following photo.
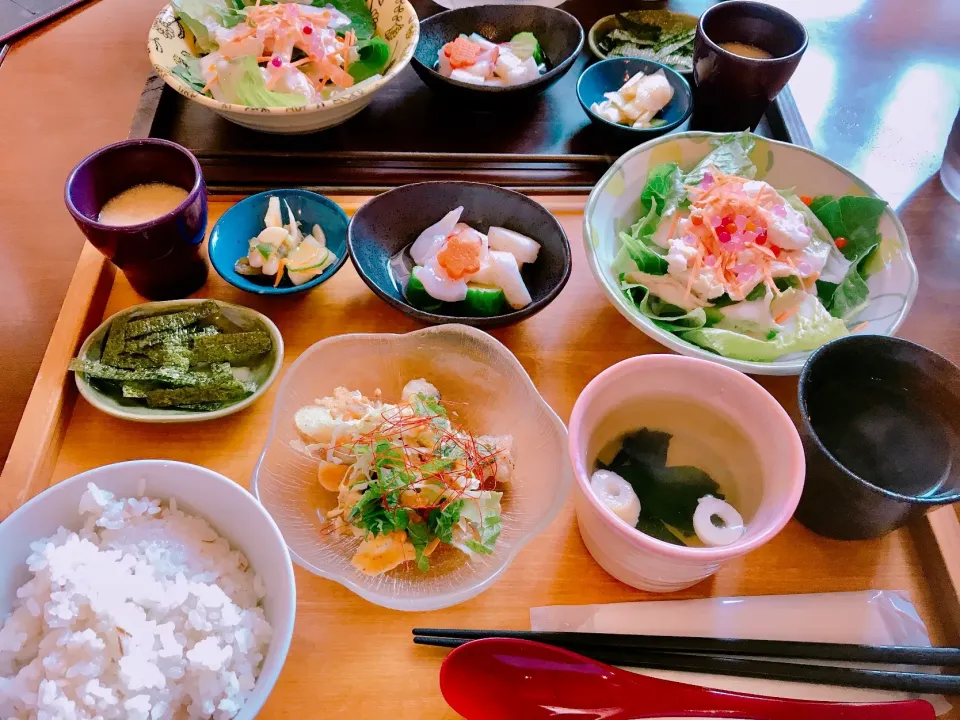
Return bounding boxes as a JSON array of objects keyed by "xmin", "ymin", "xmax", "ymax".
[
  {"xmin": 796, "ymin": 335, "xmax": 960, "ymax": 540},
  {"xmin": 690, "ymin": 0, "xmax": 807, "ymax": 132},
  {"xmin": 65, "ymin": 139, "xmax": 208, "ymax": 300}
]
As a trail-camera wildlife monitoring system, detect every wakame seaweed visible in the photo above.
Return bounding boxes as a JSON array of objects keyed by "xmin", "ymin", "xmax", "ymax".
[{"xmin": 600, "ymin": 428, "xmax": 723, "ymax": 543}]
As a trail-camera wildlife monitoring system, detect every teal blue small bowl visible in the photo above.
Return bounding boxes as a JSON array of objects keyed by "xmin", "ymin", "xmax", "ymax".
[
  {"xmin": 209, "ymin": 189, "xmax": 349, "ymax": 295},
  {"xmin": 577, "ymin": 58, "xmax": 693, "ymax": 142}
]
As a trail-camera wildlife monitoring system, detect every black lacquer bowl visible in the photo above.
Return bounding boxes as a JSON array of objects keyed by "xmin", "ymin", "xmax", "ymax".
[
  {"xmin": 348, "ymin": 182, "xmax": 571, "ymax": 329},
  {"xmin": 796, "ymin": 335, "xmax": 960, "ymax": 540},
  {"xmin": 411, "ymin": 5, "xmax": 584, "ymax": 104}
]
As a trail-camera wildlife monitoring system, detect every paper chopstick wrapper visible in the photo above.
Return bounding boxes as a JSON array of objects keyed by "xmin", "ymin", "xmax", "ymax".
[{"xmin": 531, "ymin": 590, "xmax": 951, "ymax": 716}]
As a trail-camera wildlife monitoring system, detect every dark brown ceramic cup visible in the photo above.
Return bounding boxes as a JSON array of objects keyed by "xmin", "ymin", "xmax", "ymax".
[
  {"xmin": 690, "ymin": 0, "xmax": 807, "ymax": 132},
  {"xmin": 65, "ymin": 139, "xmax": 208, "ymax": 300}
]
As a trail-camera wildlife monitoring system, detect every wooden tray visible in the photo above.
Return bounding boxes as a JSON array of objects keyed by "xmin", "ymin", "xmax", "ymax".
[
  {"xmin": 2, "ymin": 197, "xmax": 960, "ymax": 718},
  {"xmin": 132, "ymin": 0, "xmax": 811, "ymax": 194}
]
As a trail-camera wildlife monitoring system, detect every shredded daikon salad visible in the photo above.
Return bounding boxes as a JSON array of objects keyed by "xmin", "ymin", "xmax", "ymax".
[
  {"xmin": 170, "ymin": 0, "xmax": 391, "ymax": 107},
  {"xmin": 293, "ymin": 379, "xmax": 513, "ymax": 576},
  {"xmin": 612, "ymin": 132, "xmax": 889, "ymax": 362}
]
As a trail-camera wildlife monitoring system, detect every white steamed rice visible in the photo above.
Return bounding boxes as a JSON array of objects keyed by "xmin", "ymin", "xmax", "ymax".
[{"xmin": 0, "ymin": 483, "xmax": 273, "ymax": 720}]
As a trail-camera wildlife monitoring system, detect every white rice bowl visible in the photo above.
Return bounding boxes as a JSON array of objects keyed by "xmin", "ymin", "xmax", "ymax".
[{"xmin": 0, "ymin": 461, "xmax": 295, "ymax": 720}]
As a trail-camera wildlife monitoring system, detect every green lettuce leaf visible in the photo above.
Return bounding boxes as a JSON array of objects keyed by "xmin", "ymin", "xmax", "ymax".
[
  {"xmin": 217, "ymin": 56, "xmax": 308, "ymax": 107},
  {"xmin": 171, "ymin": 56, "xmax": 207, "ymax": 94},
  {"xmin": 810, "ymin": 195, "xmax": 887, "ymax": 263},
  {"xmin": 681, "ymin": 295, "xmax": 847, "ymax": 361},
  {"xmin": 621, "ymin": 279, "xmax": 707, "ymax": 332},
  {"xmin": 683, "ymin": 132, "xmax": 757, "ymax": 186},
  {"xmin": 316, "ymin": 0, "xmax": 376, "ymax": 40},
  {"xmin": 616, "ymin": 228, "xmax": 667, "ymax": 276},
  {"xmin": 349, "ymin": 36, "xmax": 390, "ymax": 81},
  {"xmin": 458, "ymin": 491, "xmax": 502, "ymax": 555},
  {"xmin": 172, "ymin": 0, "xmax": 240, "ymax": 52},
  {"xmin": 809, "ymin": 195, "xmax": 886, "ymax": 321},
  {"xmin": 640, "ymin": 162, "xmax": 685, "ymax": 217},
  {"xmin": 780, "ymin": 190, "xmax": 850, "ymax": 285}
]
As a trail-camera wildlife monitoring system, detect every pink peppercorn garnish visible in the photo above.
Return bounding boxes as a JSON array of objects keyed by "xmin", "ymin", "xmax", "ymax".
[{"xmin": 271, "ymin": 56, "xmax": 282, "ymax": 68}]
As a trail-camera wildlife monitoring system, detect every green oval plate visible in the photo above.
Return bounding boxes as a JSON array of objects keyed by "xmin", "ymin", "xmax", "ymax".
[{"xmin": 74, "ymin": 299, "xmax": 284, "ymax": 423}]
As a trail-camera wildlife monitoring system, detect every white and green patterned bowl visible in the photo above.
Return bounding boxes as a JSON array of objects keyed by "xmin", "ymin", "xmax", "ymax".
[
  {"xmin": 583, "ymin": 132, "xmax": 919, "ymax": 376},
  {"xmin": 148, "ymin": 0, "xmax": 419, "ymax": 134}
]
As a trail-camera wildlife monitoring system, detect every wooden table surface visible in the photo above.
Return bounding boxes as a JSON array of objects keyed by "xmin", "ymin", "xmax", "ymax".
[
  {"xmin": 0, "ymin": 1, "xmax": 959, "ymax": 715},
  {"xmin": 4, "ymin": 199, "xmax": 951, "ymax": 719}
]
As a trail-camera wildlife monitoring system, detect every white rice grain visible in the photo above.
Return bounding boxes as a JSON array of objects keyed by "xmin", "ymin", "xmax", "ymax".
[{"xmin": 0, "ymin": 483, "xmax": 272, "ymax": 719}]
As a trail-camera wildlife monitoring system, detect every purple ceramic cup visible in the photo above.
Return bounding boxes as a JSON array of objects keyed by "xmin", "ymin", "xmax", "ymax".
[{"xmin": 65, "ymin": 139, "xmax": 208, "ymax": 300}]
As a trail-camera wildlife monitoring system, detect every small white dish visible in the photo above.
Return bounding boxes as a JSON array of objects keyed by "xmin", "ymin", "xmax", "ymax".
[{"xmin": 0, "ymin": 460, "xmax": 296, "ymax": 720}]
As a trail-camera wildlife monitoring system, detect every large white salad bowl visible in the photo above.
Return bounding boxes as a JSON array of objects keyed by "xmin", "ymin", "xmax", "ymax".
[
  {"xmin": 583, "ymin": 131, "xmax": 919, "ymax": 376},
  {"xmin": 148, "ymin": 0, "xmax": 419, "ymax": 134}
]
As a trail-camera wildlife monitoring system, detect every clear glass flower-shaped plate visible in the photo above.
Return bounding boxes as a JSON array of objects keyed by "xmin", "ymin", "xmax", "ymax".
[{"xmin": 251, "ymin": 324, "xmax": 571, "ymax": 611}]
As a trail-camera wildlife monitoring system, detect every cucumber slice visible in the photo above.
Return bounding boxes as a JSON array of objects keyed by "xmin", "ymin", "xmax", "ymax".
[
  {"xmin": 507, "ymin": 32, "xmax": 543, "ymax": 64},
  {"xmin": 406, "ymin": 273, "xmax": 444, "ymax": 312},
  {"xmin": 463, "ymin": 283, "xmax": 507, "ymax": 317},
  {"xmin": 288, "ymin": 248, "xmax": 329, "ymax": 273}
]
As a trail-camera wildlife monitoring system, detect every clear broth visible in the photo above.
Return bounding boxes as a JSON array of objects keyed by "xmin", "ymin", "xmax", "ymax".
[
  {"xmin": 592, "ymin": 397, "xmax": 762, "ymax": 546},
  {"xmin": 719, "ymin": 41, "xmax": 773, "ymax": 60}
]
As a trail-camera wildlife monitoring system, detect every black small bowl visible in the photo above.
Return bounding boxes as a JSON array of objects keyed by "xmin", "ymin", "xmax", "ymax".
[
  {"xmin": 796, "ymin": 335, "xmax": 960, "ymax": 540},
  {"xmin": 411, "ymin": 5, "xmax": 584, "ymax": 104},
  {"xmin": 348, "ymin": 182, "xmax": 571, "ymax": 329},
  {"xmin": 690, "ymin": 0, "xmax": 807, "ymax": 132},
  {"xmin": 577, "ymin": 58, "xmax": 693, "ymax": 144}
]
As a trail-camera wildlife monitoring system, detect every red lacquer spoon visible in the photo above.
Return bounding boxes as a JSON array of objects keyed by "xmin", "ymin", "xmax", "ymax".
[{"xmin": 439, "ymin": 638, "xmax": 936, "ymax": 720}]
